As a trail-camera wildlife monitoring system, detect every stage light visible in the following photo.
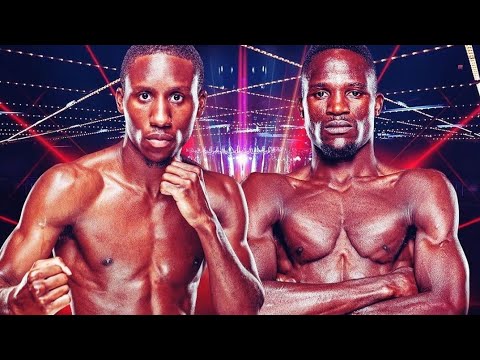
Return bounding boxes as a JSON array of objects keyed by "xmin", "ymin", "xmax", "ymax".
[{"xmin": 237, "ymin": 153, "xmax": 249, "ymax": 165}]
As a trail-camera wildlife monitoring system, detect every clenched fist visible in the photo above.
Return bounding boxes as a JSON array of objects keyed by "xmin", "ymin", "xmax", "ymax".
[
  {"xmin": 160, "ymin": 159, "xmax": 215, "ymax": 228},
  {"xmin": 9, "ymin": 257, "xmax": 72, "ymax": 315}
]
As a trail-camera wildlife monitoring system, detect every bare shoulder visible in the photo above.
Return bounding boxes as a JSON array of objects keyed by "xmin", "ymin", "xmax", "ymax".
[
  {"xmin": 36, "ymin": 161, "xmax": 102, "ymax": 206},
  {"xmin": 33, "ymin": 146, "xmax": 119, "ymax": 211},
  {"xmin": 398, "ymin": 167, "xmax": 453, "ymax": 190},
  {"xmin": 203, "ymin": 169, "xmax": 241, "ymax": 200},
  {"xmin": 242, "ymin": 171, "xmax": 292, "ymax": 195},
  {"xmin": 396, "ymin": 168, "xmax": 457, "ymax": 206}
]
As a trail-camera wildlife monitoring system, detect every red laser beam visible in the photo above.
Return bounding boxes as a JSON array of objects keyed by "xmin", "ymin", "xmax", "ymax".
[
  {"xmin": 459, "ymin": 216, "xmax": 480, "ymax": 230},
  {"xmin": 377, "ymin": 45, "xmax": 400, "ymax": 84},
  {"xmin": 10, "ymin": 150, "xmax": 50, "ymax": 197},
  {"xmin": 390, "ymin": 90, "xmax": 466, "ymax": 166},
  {"xmin": 0, "ymin": 215, "xmax": 18, "ymax": 226},
  {"xmin": 406, "ymin": 105, "xmax": 480, "ymax": 169},
  {"xmin": 85, "ymin": 45, "xmax": 116, "ymax": 97},
  {"xmin": 24, "ymin": 92, "xmax": 87, "ymax": 156},
  {"xmin": 0, "ymin": 102, "xmax": 71, "ymax": 163}
]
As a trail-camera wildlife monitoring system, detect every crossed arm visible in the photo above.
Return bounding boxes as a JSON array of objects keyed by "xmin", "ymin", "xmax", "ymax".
[
  {"xmin": 352, "ymin": 170, "xmax": 469, "ymax": 314},
  {"xmin": 242, "ymin": 171, "xmax": 469, "ymax": 315}
]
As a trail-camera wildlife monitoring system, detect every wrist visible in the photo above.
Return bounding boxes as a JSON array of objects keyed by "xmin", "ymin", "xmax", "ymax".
[
  {"xmin": 7, "ymin": 287, "xmax": 18, "ymax": 315},
  {"xmin": 192, "ymin": 215, "xmax": 218, "ymax": 234},
  {"xmin": 384, "ymin": 273, "xmax": 399, "ymax": 298}
]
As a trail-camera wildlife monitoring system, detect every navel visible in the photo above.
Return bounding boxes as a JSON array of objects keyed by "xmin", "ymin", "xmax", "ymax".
[{"xmin": 102, "ymin": 257, "xmax": 114, "ymax": 266}]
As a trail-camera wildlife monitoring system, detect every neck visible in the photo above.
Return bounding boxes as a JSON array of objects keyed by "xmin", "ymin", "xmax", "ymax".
[
  {"xmin": 118, "ymin": 137, "xmax": 178, "ymax": 196},
  {"xmin": 310, "ymin": 140, "xmax": 379, "ymax": 183}
]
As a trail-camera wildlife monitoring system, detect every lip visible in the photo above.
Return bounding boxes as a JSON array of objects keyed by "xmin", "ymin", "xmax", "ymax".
[
  {"xmin": 145, "ymin": 133, "xmax": 174, "ymax": 141},
  {"xmin": 324, "ymin": 120, "xmax": 352, "ymax": 134},
  {"xmin": 325, "ymin": 120, "xmax": 352, "ymax": 128},
  {"xmin": 145, "ymin": 132, "xmax": 174, "ymax": 148}
]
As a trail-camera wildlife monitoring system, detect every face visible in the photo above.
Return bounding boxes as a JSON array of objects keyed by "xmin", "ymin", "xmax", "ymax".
[
  {"xmin": 299, "ymin": 49, "xmax": 383, "ymax": 159},
  {"xmin": 116, "ymin": 53, "xmax": 206, "ymax": 165}
]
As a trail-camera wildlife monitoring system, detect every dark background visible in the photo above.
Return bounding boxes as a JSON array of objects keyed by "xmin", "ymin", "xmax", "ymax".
[{"xmin": 0, "ymin": 45, "xmax": 478, "ymax": 314}]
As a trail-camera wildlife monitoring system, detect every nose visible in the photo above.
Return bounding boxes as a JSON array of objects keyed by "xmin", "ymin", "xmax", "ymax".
[
  {"xmin": 326, "ymin": 90, "xmax": 349, "ymax": 116},
  {"xmin": 150, "ymin": 97, "xmax": 172, "ymax": 128}
]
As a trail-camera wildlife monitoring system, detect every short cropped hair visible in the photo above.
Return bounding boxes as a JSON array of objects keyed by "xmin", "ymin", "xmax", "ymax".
[
  {"xmin": 301, "ymin": 45, "xmax": 377, "ymax": 92},
  {"xmin": 120, "ymin": 45, "xmax": 204, "ymax": 92}
]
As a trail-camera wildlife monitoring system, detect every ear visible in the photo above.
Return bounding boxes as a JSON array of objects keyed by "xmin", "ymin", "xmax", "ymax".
[
  {"xmin": 298, "ymin": 96, "xmax": 304, "ymax": 119},
  {"xmin": 196, "ymin": 90, "xmax": 207, "ymax": 118},
  {"xmin": 115, "ymin": 87, "xmax": 124, "ymax": 114},
  {"xmin": 374, "ymin": 92, "xmax": 384, "ymax": 117}
]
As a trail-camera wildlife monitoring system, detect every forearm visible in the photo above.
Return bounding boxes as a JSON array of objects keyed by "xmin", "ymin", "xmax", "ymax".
[
  {"xmin": 260, "ymin": 275, "xmax": 397, "ymax": 315},
  {"xmin": 196, "ymin": 217, "xmax": 264, "ymax": 315},
  {"xmin": 0, "ymin": 275, "xmax": 15, "ymax": 315},
  {"xmin": 352, "ymin": 291, "xmax": 465, "ymax": 315}
]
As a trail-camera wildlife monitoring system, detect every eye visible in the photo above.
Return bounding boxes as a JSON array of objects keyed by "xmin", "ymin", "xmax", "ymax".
[
  {"xmin": 139, "ymin": 92, "xmax": 151, "ymax": 101},
  {"xmin": 170, "ymin": 93, "xmax": 184, "ymax": 104},
  {"xmin": 313, "ymin": 90, "xmax": 328, "ymax": 99},
  {"xmin": 347, "ymin": 90, "xmax": 363, "ymax": 98}
]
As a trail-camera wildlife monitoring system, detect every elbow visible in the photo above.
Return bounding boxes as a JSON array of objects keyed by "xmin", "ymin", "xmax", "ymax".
[
  {"xmin": 217, "ymin": 284, "xmax": 265, "ymax": 315},
  {"xmin": 431, "ymin": 290, "xmax": 469, "ymax": 315},
  {"xmin": 448, "ymin": 292, "xmax": 469, "ymax": 315},
  {"xmin": 241, "ymin": 285, "xmax": 265, "ymax": 315},
  {"xmin": 241, "ymin": 277, "xmax": 265, "ymax": 315},
  {"xmin": 444, "ymin": 275, "xmax": 470, "ymax": 314}
]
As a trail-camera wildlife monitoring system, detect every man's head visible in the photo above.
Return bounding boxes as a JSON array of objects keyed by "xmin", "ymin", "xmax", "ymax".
[
  {"xmin": 116, "ymin": 45, "xmax": 206, "ymax": 167},
  {"xmin": 120, "ymin": 45, "xmax": 204, "ymax": 93},
  {"xmin": 299, "ymin": 45, "xmax": 383, "ymax": 160}
]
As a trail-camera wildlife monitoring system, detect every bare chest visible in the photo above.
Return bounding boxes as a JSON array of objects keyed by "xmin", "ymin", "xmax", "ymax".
[
  {"xmin": 57, "ymin": 191, "xmax": 204, "ymax": 286},
  {"xmin": 280, "ymin": 184, "xmax": 413, "ymax": 269}
]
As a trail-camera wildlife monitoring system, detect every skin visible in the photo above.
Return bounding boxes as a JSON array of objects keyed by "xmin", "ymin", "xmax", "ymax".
[
  {"xmin": 242, "ymin": 48, "xmax": 469, "ymax": 315},
  {"xmin": 0, "ymin": 52, "xmax": 264, "ymax": 315}
]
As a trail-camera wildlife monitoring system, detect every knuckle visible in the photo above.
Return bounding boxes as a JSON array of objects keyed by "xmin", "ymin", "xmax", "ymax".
[
  {"xmin": 32, "ymin": 260, "xmax": 43, "ymax": 269},
  {"xmin": 27, "ymin": 271, "xmax": 38, "ymax": 283},
  {"xmin": 37, "ymin": 296, "xmax": 46, "ymax": 307}
]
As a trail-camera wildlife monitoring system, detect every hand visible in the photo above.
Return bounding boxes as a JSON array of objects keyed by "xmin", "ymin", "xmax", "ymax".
[
  {"xmin": 9, "ymin": 257, "xmax": 72, "ymax": 315},
  {"xmin": 389, "ymin": 266, "xmax": 418, "ymax": 298},
  {"xmin": 160, "ymin": 159, "xmax": 215, "ymax": 228}
]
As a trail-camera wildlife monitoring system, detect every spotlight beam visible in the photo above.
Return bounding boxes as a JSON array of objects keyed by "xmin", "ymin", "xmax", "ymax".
[
  {"xmin": 85, "ymin": 45, "xmax": 116, "ymax": 97},
  {"xmin": 377, "ymin": 45, "xmax": 400, "ymax": 84},
  {"xmin": 11, "ymin": 150, "xmax": 50, "ymax": 197},
  {"xmin": 0, "ymin": 102, "xmax": 71, "ymax": 163},
  {"xmin": 459, "ymin": 216, "xmax": 480, "ymax": 230},
  {"xmin": 406, "ymin": 105, "xmax": 480, "ymax": 168},
  {"xmin": 0, "ymin": 79, "xmax": 120, "ymax": 144},
  {"xmin": 0, "ymin": 215, "xmax": 18, "ymax": 226}
]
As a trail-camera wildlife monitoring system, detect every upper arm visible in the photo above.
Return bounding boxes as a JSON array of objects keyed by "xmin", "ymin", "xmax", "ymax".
[
  {"xmin": 210, "ymin": 175, "xmax": 260, "ymax": 278},
  {"xmin": 241, "ymin": 173, "xmax": 281, "ymax": 281},
  {"xmin": 409, "ymin": 170, "xmax": 469, "ymax": 312},
  {"xmin": 0, "ymin": 165, "xmax": 83, "ymax": 285}
]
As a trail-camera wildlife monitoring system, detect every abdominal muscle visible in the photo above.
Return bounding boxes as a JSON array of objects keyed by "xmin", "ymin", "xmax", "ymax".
[{"xmin": 68, "ymin": 270, "xmax": 195, "ymax": 315}]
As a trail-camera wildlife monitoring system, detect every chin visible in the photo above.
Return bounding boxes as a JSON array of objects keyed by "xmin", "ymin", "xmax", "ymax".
[
  {"xmin": 141, "ymin": 149, "xmax": 174, "ymax": 166},
  {"xmin": 143, "ymin": 155, "xmax": 172, "ymax": 168},
  {"xmin": 317, "ymin": 142, "xmax": 359, "ymax": 160}
]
